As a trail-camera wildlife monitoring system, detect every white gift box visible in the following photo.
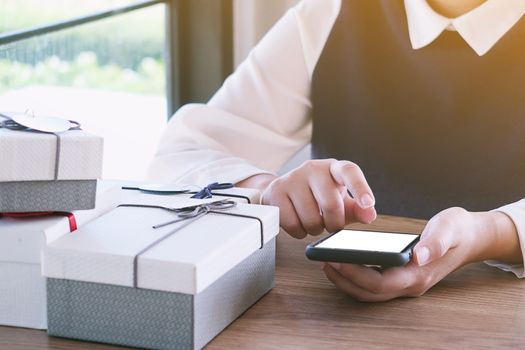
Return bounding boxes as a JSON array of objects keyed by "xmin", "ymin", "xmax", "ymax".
[
  {"xmin": 0, "ymin": 128, "xmax": 103, "ymax": 182},
  {"xmin": 0, "ymin": 182, "xmax": 121, "ymax": 329},
  {"xmin": 43, "ymin": 194, "xmax": 279, "ymax": 349},
  {"xmin": 0, "ymin": 127, "xmax": 104, "ymax": 212}
]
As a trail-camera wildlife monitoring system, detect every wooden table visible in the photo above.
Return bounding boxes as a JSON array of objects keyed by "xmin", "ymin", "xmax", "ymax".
[{"xmin": 2, "ymin": 215, "xmax": 525, "ymax": 349}]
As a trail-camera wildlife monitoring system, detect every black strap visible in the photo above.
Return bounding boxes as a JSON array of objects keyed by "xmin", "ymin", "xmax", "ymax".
[
  {"xmin": 191, "ymin": 191, "xmax": 251, "ymax": 204},
  {"xmin": 121, "ymin": 185, "xmax": 252, "ymax": 204},
  {"xmin": 190, "ymin": 182, "xmax": 234, "ymax": 199}
]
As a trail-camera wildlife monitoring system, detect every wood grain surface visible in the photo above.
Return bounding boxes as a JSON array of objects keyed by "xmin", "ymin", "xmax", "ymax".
[{"xmin": 1, "ymin": 215, "xmax": 524, "ymax": 350}]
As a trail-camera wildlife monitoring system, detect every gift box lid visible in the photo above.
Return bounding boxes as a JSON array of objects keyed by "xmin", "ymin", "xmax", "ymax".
[
  {"xmin": 43, "ymin": 195, "xmax": 279, "ymax": 295},
  {"xmin": 0, "ymin": 181, "xmax": 121, "ymax": 264},
  {"xmin": 0, "ymin": 128, "xmax": 103, "ymax": 181}
]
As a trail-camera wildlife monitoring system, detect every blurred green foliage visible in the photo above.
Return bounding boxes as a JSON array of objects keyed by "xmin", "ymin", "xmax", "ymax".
[
  {"xmin": 0, "ymin": 1, "xmax": 165, "ymax": 95},
  {"xmin": 0, "ymin": 53, "xmax": 165, "ymax": 94}
]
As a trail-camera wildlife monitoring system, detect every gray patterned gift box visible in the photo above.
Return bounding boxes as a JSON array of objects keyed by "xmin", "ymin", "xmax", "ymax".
[
  {"xmin": 43, "ymin": 195, "xmax": 279, "ymax": 350},
  {"xmin": 0, "ymin": 180, "xmax": 97, "ymax": 212},
  {"xmin": 0, "ymin": 126, "xmax": 103, "ymax": 212},
  {"xmin": 0, "ymin": 182, "xmax": 121, "ymax": 329}
]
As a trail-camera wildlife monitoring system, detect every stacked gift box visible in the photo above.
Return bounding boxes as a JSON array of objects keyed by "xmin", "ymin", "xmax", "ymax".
[
  {"xmin": 0, "ymin": 183, "xmax": 121, "ymax": 329},
  {"xmin": 1, "ymin": 114, "xmax": 280, "ymax": 349},
  {"xmin": 0, "ymin": 122, "xmax": 103, "ymax": 212},
  {"xmin": 0, "ymin": 116, "xmax": 115, "ymax": 329}
]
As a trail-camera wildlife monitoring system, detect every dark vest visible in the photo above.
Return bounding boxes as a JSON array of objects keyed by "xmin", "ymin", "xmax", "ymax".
[{"xmin": 311, "ymin": 0, "xmax": 525, "ymax": 219}]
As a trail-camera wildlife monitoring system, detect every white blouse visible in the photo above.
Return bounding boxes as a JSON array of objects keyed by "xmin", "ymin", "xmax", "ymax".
[{"xmin": 147, "ymin": 0, "xmax": 525, "ymax": 276}]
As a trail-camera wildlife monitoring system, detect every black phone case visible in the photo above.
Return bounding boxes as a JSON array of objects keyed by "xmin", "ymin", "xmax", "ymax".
[{"xmin": 305, "ymin": 231, "xmax": 420, "ymax": 267}]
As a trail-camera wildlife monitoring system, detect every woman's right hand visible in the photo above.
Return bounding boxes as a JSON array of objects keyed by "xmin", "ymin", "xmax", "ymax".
[{"xmin": 239, "ymin": 159, "xmax": 377, "ymax": 238}]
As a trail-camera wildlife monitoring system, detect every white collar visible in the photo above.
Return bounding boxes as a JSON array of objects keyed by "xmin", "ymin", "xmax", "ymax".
[{"xmin": 404, "ymin": 0, "xmax": 525, "ymax": 55}]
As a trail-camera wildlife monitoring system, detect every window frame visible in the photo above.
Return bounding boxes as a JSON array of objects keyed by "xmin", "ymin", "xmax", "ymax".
[{"xmin": 0, "ymin": 0, "xmax": 234, "ymax": 118}]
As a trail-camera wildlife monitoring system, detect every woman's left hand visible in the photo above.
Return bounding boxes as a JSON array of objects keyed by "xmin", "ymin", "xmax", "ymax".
[{"xmin": 322, "ymin": 207, "xmax": 521, "ymax": 302}]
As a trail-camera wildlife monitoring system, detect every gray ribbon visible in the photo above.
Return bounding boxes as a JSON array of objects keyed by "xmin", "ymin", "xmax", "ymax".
[
  {"xmin": 121, "ymin": 185, "xmax": 252, "ymax": 204},
  {"xmin": 117, "ymin": 199, "xmax": 265, "ymax": 288},
  {"xmin": 52, "ymin": 133, "xmax": 62, "ymax": 180}
]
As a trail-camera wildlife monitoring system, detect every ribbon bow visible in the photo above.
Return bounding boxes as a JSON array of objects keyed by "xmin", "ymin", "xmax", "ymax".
[
  {"xmin": 190, "ymin": 182, "xmax": 234, "ymax": 199},
  {"xmin": 152, "ymin": 199, "xmax": 236, "ymax": 228},
  {"xmin": 122, "ymin": 182, "xmax": 252, "ymax": 203},
  {"xmin": 118, "ymin": 199, "xmax": 265, "ymax": 288},
  {"xmin": 190, "ymin": 182, "xmax": 252, "ymax": 203}
]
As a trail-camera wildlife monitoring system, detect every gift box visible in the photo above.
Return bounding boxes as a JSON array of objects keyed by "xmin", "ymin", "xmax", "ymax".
[
  {"xmin": 0, "ymin": 127, "xmax": 103, "ymax": 212},
  {"xmin": 0, "ymin": 180, "xmax": 97, "ymax": 212},
  {"xmin": 0, "ymin": 182, "xmax": 121, "ymax": 329},
  {"xmin": 0, "ymin": 127, "xmax": 103, "ymax": 181},
  {"xmin": 43, "ymin": 195, "xmax": 279, "ymax": 349}
]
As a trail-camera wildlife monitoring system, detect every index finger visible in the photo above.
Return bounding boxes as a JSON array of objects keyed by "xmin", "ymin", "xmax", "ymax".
[{"xmin": 329, "ymin": 160, "xmax": 375, "ymax": 209}]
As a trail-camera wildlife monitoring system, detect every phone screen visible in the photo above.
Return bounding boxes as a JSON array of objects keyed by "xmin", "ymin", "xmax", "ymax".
[{"xmin": 315, "ymin": 230, "xmax": 419, "ymax": 253}]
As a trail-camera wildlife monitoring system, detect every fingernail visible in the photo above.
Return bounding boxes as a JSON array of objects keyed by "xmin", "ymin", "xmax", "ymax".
[
  {"xmin": 416, "ymin": 247, "xmax": 430, "ymax": 266},
  {"xmin": 360, "ymin": 194, "xmax": 375, "ymax": 208},
  {"xmin": 328, "ymin": 262, "xmax": 341, "ymax": 270}
]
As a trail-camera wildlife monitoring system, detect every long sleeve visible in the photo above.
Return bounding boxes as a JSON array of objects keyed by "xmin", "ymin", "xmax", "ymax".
[
  {"xmin": 146, "ymin": 0, "xmax": 341, "ymax": 186},
  {"xmin": 147, "ymin": 0, "xmax": 525, "ymax": 280},
  {"xmin": 485, "ymin": 199, "xmax": 525, "ymax": 277}
]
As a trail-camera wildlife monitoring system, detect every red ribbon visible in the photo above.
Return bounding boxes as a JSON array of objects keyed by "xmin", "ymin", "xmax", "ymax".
[{"xmin": 0, "ymin": 211, "xmax": 77, "ymax": 232}]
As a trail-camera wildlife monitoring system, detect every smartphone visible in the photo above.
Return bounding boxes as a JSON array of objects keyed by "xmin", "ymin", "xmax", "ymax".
[{"xmin": 305, "ymin": 229, "xmax": 420, "ymax": 266}]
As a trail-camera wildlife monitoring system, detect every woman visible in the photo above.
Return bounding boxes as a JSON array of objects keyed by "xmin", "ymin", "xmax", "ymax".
[{"xmin": 148, "ymin": 0, "xmax": 525, "ymax": 301}]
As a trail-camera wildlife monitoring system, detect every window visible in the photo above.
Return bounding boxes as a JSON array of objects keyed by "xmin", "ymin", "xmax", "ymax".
[
  {"xmin": 1, "ymin": 0, "xmax": 234, "ymax": 181},
  {"xmin": 0, "ymin": 0, "xmax": 167, "ymax": 180}
]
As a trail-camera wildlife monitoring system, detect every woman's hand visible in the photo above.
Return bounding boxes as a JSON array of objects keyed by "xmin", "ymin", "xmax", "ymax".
[
  {"xmin": 323, "ymin": 207, "xmax": 522, "ymax": 302},
  {"xmin": 238, "ymin": 159, "xmax": 377, "ymax": 238}
]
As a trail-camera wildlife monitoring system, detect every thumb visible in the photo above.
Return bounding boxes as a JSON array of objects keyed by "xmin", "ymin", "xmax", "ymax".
[{"xmin": 413, "ymin": 224, "xmax": 457, "ymax": 267}]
